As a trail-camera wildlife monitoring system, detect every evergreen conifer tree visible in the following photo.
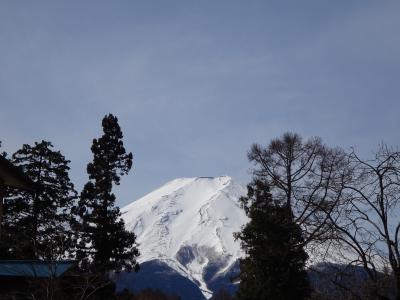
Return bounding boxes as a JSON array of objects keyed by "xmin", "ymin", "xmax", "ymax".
[
  {"xmin": 234, "ymin": 179, "xmax": 310, "ymax": 300},
  {"xmin": 2, "ymin": 140, "xmax": 77, "ymax": 259},
  {"xmin": 76, "ymin": 114, "xmax": 139, "ymax": 273}
]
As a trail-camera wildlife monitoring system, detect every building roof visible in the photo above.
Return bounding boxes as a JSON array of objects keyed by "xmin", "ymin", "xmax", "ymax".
[
  {"xmin": 0, "ymin": 156, "xmax": 37, "ymax": 191},
  {"xmin": 0, "ymin": 260, "xmax": 76, "ymax": 278}
]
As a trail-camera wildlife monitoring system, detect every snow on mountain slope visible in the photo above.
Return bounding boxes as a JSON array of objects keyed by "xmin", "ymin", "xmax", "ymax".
[{"xmin": 121, "ymin": 176, "xmax": 248, "ymax": 297}]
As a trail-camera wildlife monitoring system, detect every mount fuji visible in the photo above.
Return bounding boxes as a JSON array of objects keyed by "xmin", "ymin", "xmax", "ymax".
[
  {"xmin": 117, "ymin": 176, "xmax": 248, "ymax": 299},
  {"xmin": 114, "ymin": 176, "xmax": 375, "ymax": 299}
]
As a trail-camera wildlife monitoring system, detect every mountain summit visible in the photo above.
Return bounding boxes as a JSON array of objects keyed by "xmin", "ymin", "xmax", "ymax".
[{"xmin": 121, "ymin": 176, "xmax": 248, "ymax": 298}]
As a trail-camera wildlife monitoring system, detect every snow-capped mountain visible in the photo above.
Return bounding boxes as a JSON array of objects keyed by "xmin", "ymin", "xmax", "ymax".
[
  {"xmin": 120, "ymin": 176, "xmax": 248, "ymax": 298},
  {"xmin": 117, "ymin": 176, "xmax": 375, "ymax": 299}
]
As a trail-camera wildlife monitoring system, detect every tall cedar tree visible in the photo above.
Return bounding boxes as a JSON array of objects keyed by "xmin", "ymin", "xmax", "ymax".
[
  {"xmin": 1, "ymin": 140, "xmax": 77, "ymax": 260},
  {"xmin": 234, "ymin": 179, "xmax": 311, "ymax": 300},
  {"xmin": 76, "ymin": 114, "xmax": 139, "ymax": 273}
]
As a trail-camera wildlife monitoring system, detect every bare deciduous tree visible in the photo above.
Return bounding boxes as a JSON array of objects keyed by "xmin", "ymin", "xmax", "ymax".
[
  {"xmin": 248, "ymin": 134, "xmax": 400, "ymax": 298},
  {"xmin": 326, "ymin": 145, "xmax": 400, "ymax": 299},
  {"xmin": 248, "ymin": 132, "xmax": 347, "ymax": 248}
]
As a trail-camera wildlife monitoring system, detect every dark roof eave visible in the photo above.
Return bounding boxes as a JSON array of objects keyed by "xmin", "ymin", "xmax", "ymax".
[{"xmin": 0, "ymin": 156, "xmax": 38, "ymax": 191}]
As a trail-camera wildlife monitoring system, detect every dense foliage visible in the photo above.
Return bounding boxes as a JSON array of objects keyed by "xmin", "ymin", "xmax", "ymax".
[
  {"xmin": 1, "ymin": 140, "xmax": 77, "ymax": 260},
  {"xmin": 235, "ymin": 179, "xmax": 310, "ymax": 300},
  {"xmin": 76, "ymin": 114, "xmax": 139, "ymax": 273}
]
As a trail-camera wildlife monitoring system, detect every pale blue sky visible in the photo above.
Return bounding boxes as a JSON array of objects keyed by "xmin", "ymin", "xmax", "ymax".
[{"xmin": 1, "ymin": 1, "xmax": 399, "ymax": 206}]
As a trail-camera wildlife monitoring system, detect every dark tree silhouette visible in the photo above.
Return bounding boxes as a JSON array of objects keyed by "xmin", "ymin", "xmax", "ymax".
[
  {"xmin": 325, "ymin": 145, "xmax": 400, "ymax": 300},
  {"xmin": 234, "ymin": 179, "xmax": 311, "ymax": 300},
  {"xmin": 76, "ymin": 114, "xmax": 139, "ymax": 273},
  {"xmin": 247, "ymin": 132, "xmax": 347, "ymax": 246},
  {"xmin": 1, "ymin": 140, "xmax": 77, "ymax": 260}
]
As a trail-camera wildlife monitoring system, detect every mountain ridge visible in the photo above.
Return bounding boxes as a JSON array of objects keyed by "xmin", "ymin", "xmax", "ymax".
[{"xmin": 121, "ymin": 176, "xmax": 248, "ymax": 298}]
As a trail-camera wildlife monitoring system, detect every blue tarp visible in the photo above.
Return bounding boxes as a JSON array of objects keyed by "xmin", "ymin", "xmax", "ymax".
[{"xmin": 0, "ymin": 260, "xmax": 75, "ymax": 278}]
